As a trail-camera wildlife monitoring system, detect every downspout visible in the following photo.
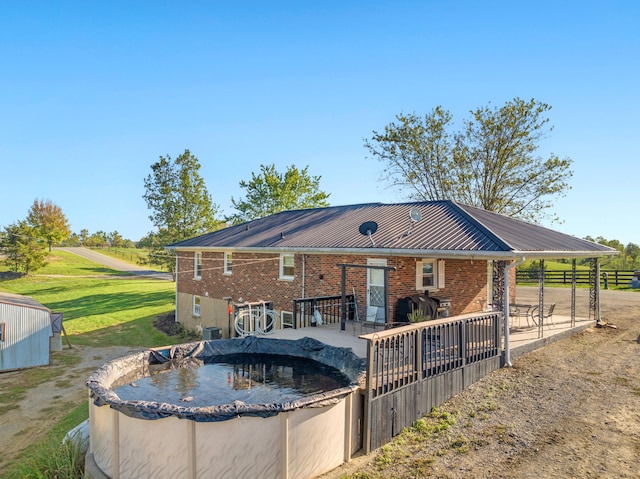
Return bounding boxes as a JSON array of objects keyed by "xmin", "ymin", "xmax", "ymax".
[
  {"xmin": 301, "ymin": 254, "xmax": 306, "ymax": 300},
  {"xmin": 173, "ymin": 251, "xmax": 179, "ymax": 325},
  {"xmin": 504, "ymin": 256, "xmax": 526, "ymax": 367},
  {"xmin": 596, "ymin": 258, "xmax": 601, "ymax": 324}
]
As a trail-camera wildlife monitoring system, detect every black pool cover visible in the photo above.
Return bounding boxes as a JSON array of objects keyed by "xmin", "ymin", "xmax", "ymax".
[{"xmin": 86, "ymin": 336, "xmax": 366, "ymax": 422}]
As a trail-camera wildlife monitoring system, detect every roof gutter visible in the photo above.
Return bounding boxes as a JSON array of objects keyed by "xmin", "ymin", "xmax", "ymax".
[
  {"xmin": 504, "ymin": 256, "xmax": 526, "ymax": 368},
  {"xmin": 166, "ymin": 245, "xmax": 616, "ymax": 261}
]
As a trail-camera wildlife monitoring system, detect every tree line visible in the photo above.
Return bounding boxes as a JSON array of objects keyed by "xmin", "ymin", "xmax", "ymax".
[
  {"xmin": 583, "ymin": 237, "xmax": 640, "ymax": 270},
  {"xmin": 4, "ymin": 97, "xmax": 628, "ymax": 276}
]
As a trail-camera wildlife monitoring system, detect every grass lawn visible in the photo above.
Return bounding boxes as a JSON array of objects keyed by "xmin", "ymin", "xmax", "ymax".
[
  {"xmin": 1, "ymin": 250, "xmax": 175, "ymax": 347},
  {"xmin": 0, "ymin": 251, "xmax": 177, "ymax": 476},
  {"xmin": 3, "ymin": 276, "xmax": 175, "ymax": 346},
  {"xmin": 36, "ymin": 249, "xmax": 128, "ymax": 276}
]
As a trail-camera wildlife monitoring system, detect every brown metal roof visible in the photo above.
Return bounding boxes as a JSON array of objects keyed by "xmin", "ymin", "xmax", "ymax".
[{"xmin": 168, "ymin": 201, "xmax": 616, "ymax": 259}]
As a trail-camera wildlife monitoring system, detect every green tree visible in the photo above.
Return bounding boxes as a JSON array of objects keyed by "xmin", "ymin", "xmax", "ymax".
[
  {"xmin": 136, "ymin": 230, "xmax": 176, "ymax": 267},
  {"xmin": 107, "ymin": 230, "xmax": 124, "ymax": 248},
  {"xmin": 144, "ymin": 149, "xmax": 220, "ymax": 238},
  {"xmin": 79, "ymin": 228, "xmax": 90, "ymax": 245},
  {"xmin": 1, "ymin": 221, "xmax": 48, "ymax": 275},
  {"xmin": 85, "ymin": 231, "xmax": 109, "ymax": 248},
  {"xmin": 65, "ymin": 233, "xmax": 82, "ymax": 246},
  {"xmin": 584, "ymin": 236, "xmax": 636, "ymax": 269},
  {"xmin": 26, "ymin": 199, "xmax": 71, "ymax": 251},
  {"xmin": 364, "ymin": 98, "xmax": 573, "ymax": 223},
  {"xmin": 143, "ymin": 149, "xmax": 221, "ymax": 274},
  {"xmin": 229, "ymin": 164, "xmax": 330, "ymax": 224},
  {"xmin": 625, "ymin": 243, "xmax": 640, "ymax": 268}
]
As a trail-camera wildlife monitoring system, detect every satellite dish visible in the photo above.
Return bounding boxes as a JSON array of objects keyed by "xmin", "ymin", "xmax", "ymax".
[
  {"xmin": 410, "ymin": 207, "xmax": 422, "ymax": 222},
  {"xmin": 358, "ymin": 221, "xmax": 378, "ymax": 246},
  {"xmin": 359, "ymin": 221, "xmax": 378, "ymax": 236}
]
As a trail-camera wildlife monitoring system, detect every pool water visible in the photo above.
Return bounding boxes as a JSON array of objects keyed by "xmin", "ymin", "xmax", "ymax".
[{"xmin": 114, "ymin": 353, "xmax": 351, "ymax": 407}]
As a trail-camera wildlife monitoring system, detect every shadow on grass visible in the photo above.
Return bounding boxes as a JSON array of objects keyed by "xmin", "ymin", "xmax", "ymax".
[
  {"xmin": 45, "ymin": 289, "xmax": 173, "ymax": 319},
  {"xmin": 68, "ymin": 312, "xmax": 176, "ymax": 348}
]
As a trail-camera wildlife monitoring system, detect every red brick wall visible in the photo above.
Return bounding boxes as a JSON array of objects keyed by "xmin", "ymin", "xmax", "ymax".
[{"xmin": 176, "ymin": 252, "xmax": 496, "ymax": 319}]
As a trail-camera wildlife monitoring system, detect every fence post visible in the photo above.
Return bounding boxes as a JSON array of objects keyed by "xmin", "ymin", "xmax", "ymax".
[
  {"xmin": 363, "ymin": 339, "xmax": 375, "ymax": 454},
  {"xmin": 460, "ymin": 319, "xmax": 467, "ymax": 367},
  {"xmin": 292, "ymin": 300, "xmax": 298, "ymax": 329},
  {"xmin": 416, "ymin": 328, "xmax": 423, "ymax": 381}
]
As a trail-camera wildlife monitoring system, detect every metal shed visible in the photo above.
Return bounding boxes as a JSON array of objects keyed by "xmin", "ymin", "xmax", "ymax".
[{"xmin": 0, "ymin": 292, "xmax": 52, "ymax": 371}]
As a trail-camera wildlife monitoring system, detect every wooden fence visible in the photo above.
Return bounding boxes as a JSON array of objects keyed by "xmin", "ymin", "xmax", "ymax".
[
  {"xmin": 516, "ymin": 269, "xmax": 637, "ymax": 287},
  {"xmin": 360, "ymin": 311, "xmax": 503, "ymax": 452}
]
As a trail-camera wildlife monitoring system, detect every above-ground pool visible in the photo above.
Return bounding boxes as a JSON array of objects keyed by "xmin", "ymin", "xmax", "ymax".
[{"xmin": 85, "ymin": 336, "xmax": 366, "ymax": 479}]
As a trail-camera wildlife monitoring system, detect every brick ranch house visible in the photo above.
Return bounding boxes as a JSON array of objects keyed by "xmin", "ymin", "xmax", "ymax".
[{"xmin": 166, "ymin": 200, "xmax": 616, "ymax": 338}]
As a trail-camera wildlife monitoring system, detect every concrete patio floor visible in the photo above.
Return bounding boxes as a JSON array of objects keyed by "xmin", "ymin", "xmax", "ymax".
[
  {"xmin": 268, "ymin": 321, "xmax": 370, "ymax": 358},
  {"xmin": 265, "ymin": 312, "xmax": 594, "ymax": 361}
]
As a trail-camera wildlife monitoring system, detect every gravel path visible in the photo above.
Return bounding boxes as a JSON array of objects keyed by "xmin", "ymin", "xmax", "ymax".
[{"xmin": 56, "ymin": 247, "xmax": 173, "ymax": 280}]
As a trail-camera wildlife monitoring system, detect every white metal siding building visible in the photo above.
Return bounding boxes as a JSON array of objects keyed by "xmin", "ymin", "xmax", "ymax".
[{"xmin": 0, "ymin": 292, "xmax": 52, "ymax": 371}]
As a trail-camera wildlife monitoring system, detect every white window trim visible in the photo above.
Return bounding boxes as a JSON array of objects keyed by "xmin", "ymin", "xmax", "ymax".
[
  {"xmin": 193, "ymin": 295, "xmax": 201, "ymax": 317},
  {"xmin": 279, "ymin": 253, "xmax": 295, "ymax": 280},
  {"xmin": 223, "ymin": 252, "xmax": 233, "ymax": 275},
  {"xmin": 416, "ymin": 259, "xmax": 445, "ymax": 291},
  {"xmin": 194, "ymin": 252, "xmax": 202, "ymax": 280}
]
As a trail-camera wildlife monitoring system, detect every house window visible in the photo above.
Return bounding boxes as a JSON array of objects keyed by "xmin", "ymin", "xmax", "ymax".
[
  {"xmin": 0, "ymin": 323, "xmax": 5, "ymax": 342},
  {"xmin": 224, "ymin": 252, "xmax": 233, "ymax": 275},
  {"xmin": 281, "ymin": 311, "xmax": 294, "ymax": 329},
  {"xmin": 416, "ymin": 259, "xmax": 445, "ymax": 290},
  {"xmin": 194, "ymin": 252, "xmax": 203, "ymax": 279},
  {"xmin": 193, "ymin": 296, "xmax": 201, "ymax": 317},
  {"xmin": 280, "ymin": 254, "xmax": 295, "ymax": 280}
]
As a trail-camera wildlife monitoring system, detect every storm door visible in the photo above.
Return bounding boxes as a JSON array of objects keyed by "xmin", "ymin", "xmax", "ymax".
[{"xmin": 367, "ymin": 258, "xmax": 387, "ymax": 322}]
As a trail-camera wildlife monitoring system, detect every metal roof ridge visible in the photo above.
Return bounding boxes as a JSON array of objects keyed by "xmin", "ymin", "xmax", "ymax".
[
  {"xmin": 448, "ymin": 201, "xmax": 513, "ymax": 252},
  {"xmin": 455, "ymin": 203, "xmax": 618, "ymax": 255}
]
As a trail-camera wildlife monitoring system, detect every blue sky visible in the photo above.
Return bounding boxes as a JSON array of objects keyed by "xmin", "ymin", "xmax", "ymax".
[{"xmin": 1, "ymin": 1, "xmax": 638, "ymax": 244}]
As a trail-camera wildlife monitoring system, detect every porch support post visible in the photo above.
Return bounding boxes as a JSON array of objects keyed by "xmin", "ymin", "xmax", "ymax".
[
  {"xmin": 589, "ymin": 258, "xmax": 598, "ymax": 321},
  {"xmin": 340, "ymin": 265, "xmax": 347, "ymax": 331},
  {"xmin": 571, "ymin": 259, "xmax": 577, "ymax": 327},
  {"xmin": 538, "ymin": 259, "xmax": 545, "ymax": 339},
  {"xmin": 595, "ymin": 259, "xmax": 601, "ymax": 322},
  {"xmin": 504, "ymin": 257, "xmax": 526, "ymax": 368}
]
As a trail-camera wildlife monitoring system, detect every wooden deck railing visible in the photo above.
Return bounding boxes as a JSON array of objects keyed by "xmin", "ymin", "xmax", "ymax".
[{"xmin": 360, "ymin": 311, "xmax": 503, "ymax": 451}]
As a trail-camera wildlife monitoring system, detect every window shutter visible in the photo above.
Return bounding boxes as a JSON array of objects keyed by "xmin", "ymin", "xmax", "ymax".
[
  {"xmin": 438, "ymin": 260, "xmax": 445, "ymax": 288},
  {"xmin": 415, "ymin": 261, "xmax": 423, "ymax": 289}
]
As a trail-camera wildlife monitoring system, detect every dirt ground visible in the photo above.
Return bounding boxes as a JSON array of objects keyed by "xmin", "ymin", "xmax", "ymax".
[
  {"xmin": 0, "ymin": 345, "xmax": 140, "ymax": 474},
  {"xmin": 327, "ymin": 287, "xmax": 640, "ymax": 479},
  {"xmin": 1, "ymin": 287, "xmax": 638, "ymax": 478}
]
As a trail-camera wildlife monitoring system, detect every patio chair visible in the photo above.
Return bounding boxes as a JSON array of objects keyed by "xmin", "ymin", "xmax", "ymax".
[
  {"xmin": 531, "ymin": 302, "xmax": 556, "ymax": 326},
  {"xmin": 361, "ymin": 306, "xmax": 385, "ymax": 333}
]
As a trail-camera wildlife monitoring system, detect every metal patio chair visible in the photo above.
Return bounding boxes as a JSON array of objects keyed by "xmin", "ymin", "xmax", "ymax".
[{"xmin": 531, "ymin": 302, "xmax": 556, "ymax": 327}]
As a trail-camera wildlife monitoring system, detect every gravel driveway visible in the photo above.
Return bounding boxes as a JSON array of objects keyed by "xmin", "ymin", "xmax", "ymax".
[{"xmin": 56, "ymin": 247, "xmax": 173, "ymax": 280}]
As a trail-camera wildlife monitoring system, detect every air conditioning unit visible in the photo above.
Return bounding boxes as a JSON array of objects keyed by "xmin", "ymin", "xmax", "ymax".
[{"xmin": 202, "ymin": 327, "xmax": 221, "ymax": 340}]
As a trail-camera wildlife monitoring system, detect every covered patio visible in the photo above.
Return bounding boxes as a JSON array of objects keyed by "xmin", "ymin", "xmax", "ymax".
[
  {"xmin": 266, "ymin": 286, "xmax": 598, "ymax": 453},
  {"xmin": 268, "ymin": 286, "xmax": 598, "ymax": 361}
]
